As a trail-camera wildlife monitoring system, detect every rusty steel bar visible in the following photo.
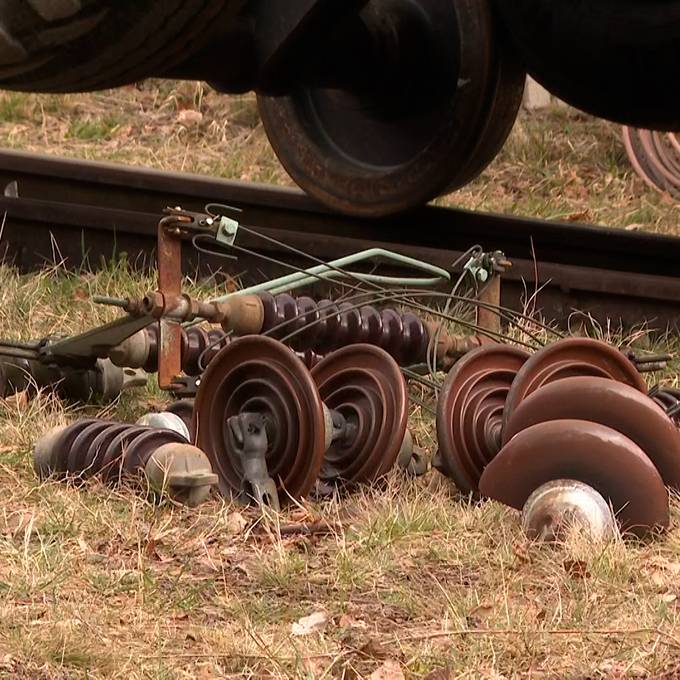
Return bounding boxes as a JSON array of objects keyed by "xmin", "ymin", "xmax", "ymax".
[{"xmin": 157, "ymin": 215, "xmax": 186, "ymax": 391}]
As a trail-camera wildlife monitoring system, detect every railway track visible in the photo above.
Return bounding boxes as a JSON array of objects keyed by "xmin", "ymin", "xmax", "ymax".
[{"xmin": 0, "ymin": 149, "xmax": 679, "ymax": 329}]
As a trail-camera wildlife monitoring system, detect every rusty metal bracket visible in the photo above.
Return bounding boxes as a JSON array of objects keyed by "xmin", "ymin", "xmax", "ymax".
[
  {"xmin": 156, "ymin": 207, "xmax": 241, "ymax": 390},
  {"xmin": 465, "ymin": 250, "xmax": 512, "ymax": 338}
]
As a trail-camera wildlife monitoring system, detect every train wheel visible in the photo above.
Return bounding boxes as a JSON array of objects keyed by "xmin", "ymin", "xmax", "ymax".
[
  {"xmin": 0, "ymin": 0, "xmax": 230, "ymax": 93},
  {"xmin": 258, "ymin": 0, "xmax": 524, "ymax": 217},
  {"xmin": 492, "ymin": 0, "xmax": 680, "ymax": 131}
]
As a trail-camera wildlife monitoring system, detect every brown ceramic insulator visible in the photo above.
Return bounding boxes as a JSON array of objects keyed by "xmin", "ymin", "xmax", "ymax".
[
  {"xmin": 311, "ymin": 344, "xmax": 408, "ymax": 485},
  {"xmin": 58, "ymin": 420, "xmax": 186, "ymax": 482},
  {"xmin": 138, "ymin": 324, "xmax": 321, "ymax": 377},
  {"xmin": 49, "ymin": 418, "xmax": 102, "ymax": 475},
  {"xmin": 622, "ymin": 127, "xmax": 680, "ymax": 199},
  {"xmin": 142, "ymin": 324, "xmax": 228, "ymax": 376},
  {"xmin": 649, "ymin": 385, "xmax": 680, "ymax": 425},
  {"xmin": 504, "ymin": 377, "xmax": 680, "ymax": 491},
  {"xmin": 479, "ymin": 419, "xmax": 669, "ymax": 538},
  {"xmin": 502, "ymin": 338, "xmax": 646, "ymax": 442},
  {"xmin": 193, "ymin": 335, "xmax": 326, "ymax": 502},
  {"xmin": 435, "ymin": 344, "xmax": 530, "ymax": 494},
  {"xmin": 258, "ymin": 293, "xmax": 430, "ymax": 366}
]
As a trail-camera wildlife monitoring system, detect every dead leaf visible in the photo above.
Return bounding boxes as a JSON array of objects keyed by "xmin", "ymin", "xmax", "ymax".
[
  {"xmin": 226, "ymin": 511, "xmax": 249, "ymax": 534},
  {"xmin": 563, "ymin": 559, "xmax": 590, "ymax": 579},
  {"xmin": 177, "ymin": 109, "xmax": 203, "ymax": 125},
  {"xmin": 291, "ymin": 611, "xmax": 328, "ymax": 636},
  {"xmin": 369, "ymin": 660, "xmax": 405, "ymax": 680},
  {"xmin": 661, "ymin": 592, "xmax": 677, "ymax": 604}
]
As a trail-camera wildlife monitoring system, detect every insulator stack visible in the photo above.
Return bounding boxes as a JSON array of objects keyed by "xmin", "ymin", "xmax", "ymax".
[
  {"xmin": 34, "ymin": 420, "xmax": 217, "ymax": 507},
  {"xmin": 430, "ymin": 337, "xmax": 671, "ymax": 539},
  {"xmin": 258, "ymin": 293, "xmax": 430, "ymax": 366},
  {"xmin": 110, "ymin": 324, "xmax": 322, "ymax": 377}
]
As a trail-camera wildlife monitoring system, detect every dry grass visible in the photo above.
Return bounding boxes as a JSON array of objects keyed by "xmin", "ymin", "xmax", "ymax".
[{"xmin": 0, "ymin": 83, "xmax": 679, "ymax": 678}]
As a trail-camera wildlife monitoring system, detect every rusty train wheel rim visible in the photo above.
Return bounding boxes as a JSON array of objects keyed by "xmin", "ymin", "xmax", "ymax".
[
  {"xmin": 435, "ymin": 344, "xmax": 530, "ymax": 494},
  {"xmin": 479, "ymin": 419, "xmax": 669, "ymax": 538},
  {"xmin": 312, "ymin": 344, "xmax": 408, "ymax": 486},
  {"xmin": 502, "ymin": 338, "xmax": 646, "ymax": 443},
  {"xmin": 504, "ymin": 376, "xmax": 680, "ymax": 491},
  {"xmin": 194, "ymin": 336, "xmax": 326, "ymax": 502}
]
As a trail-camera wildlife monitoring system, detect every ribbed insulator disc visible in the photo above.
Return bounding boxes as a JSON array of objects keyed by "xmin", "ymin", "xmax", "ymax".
[
  {"xmin": 479, "ymin": 419, "xmax": 669, "ymax": 538},
  {"xmin": 435, "ymin": 344, "xmax": 530, "ymax": 494},
  {"xmin": 121, "ymin": 428, "xmax": 188, "ymax": 476},
  {"xmin": 623, "ymin": 128, "xmax": 680, "ymax": 199},
  {"xmin": 502, "ymin": 338, "xmax": 646, "ymax": 440},
  {"xmin": 67, "ymin": 420, "xmax": 112, "ymax": 477},
  {"xmin": 100, "ymin": 426, "xmax": 150, "ymax": 483},
  {"xmin": 194, "ymin": 336, "xmax": 326, "ymax": 502},
  {"xmin": 81, "ymin": 422, "xmax": 131, "ymax": 479},
  {"xmin": 311, "ymin": 344, "xmax": 408, "ymax": 485},
  {"xmin": 504, "ymin": 376, "xmax": 680, "ymax": 490},
  {"xmin": 51, "ymin": 418, "xmax": 102, "ymax": 475}
]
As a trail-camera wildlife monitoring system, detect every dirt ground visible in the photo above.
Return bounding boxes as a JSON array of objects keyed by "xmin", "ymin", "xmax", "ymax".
[{"xmin": 0, "ymin": 83, "xmax": 679, "ymax": 679}]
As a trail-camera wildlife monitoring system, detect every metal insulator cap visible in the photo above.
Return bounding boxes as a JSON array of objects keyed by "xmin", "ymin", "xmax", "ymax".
[
  {"xmin": 521, "ymin": 479, "xmax": 616, "ymax": 543},
  {"xmin": 136, "ymin": 412, "xmax": 191, "ymax": 441}
]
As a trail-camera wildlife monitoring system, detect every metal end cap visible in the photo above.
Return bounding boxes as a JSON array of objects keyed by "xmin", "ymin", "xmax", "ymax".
[
  {"xmin": 521, "ymin": 479, "xmax": 616, "ymax": 543},
  {"xmin": 136, "ymin": 412, "xmax": 190, "ymax": 441},
  {"xmin": 145, "ymin": 443, "xmax": 218, "ymax": 507},
  {"xmin": 34, "ymin": 425, "xmax": 69, "ymax": 479}
]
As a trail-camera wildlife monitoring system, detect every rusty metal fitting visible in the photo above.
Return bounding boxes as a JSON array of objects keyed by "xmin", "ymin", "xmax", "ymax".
[
  {"xmin": 216, "ymin": 295, "xmax": 265, "ymax": 334},
  {"xmin": 521, "ymin": 480, "xmax": 616, "ymax": 543},
  {"xmin": 426, "ymin": 322, "xmax": 484, "ymax": 371},
  {"xmin": 141, "ymin": 291, "xmax": 166, "ymax": 318},
  {"xmin": 34, "ymin": 419, "xmax": 217, "ymax": 506}
]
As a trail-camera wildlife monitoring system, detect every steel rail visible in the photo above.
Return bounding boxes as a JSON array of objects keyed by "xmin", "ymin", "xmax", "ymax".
[{"xmin": 0, "ymin": 149, "xmax": 679, "ymax": 329}]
